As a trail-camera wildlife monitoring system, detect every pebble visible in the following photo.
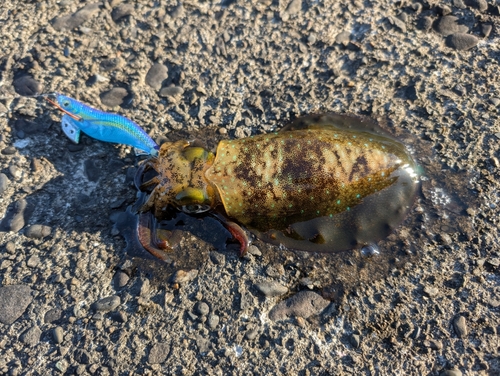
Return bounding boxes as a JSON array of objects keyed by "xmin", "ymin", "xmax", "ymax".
[
  {"xmin": 246, "ymin": 245, "xmax": 262, "ymax": 256},
  {"xmin": 53, "ymin": 326, "xmax": 64, "ymax": 344},
  {"xmin": 209, "ymin": 251, "xmax": 225, "ymax": 265},
  {"xmin": 453, "ymin": 0, "xmax": 466, "ymax": 9},
  {"xmin": 440, "ymin": 369, "xmax": 462, "ymax": 376},
  {"xmin": 25, "ymin": 224, "xmax": 52, "ymax": 239},
  {"xmin": 255, "ymin": 281, "xmax": 288, "ymax": 297},
  {"xmin": 194, "ymin": 302, "xmax": 210, "ymax": 316},
  {"xmin": 146, "ymin": 63, "xmax": 168, "ymax": 90},
  {"xmin": 171, "ymin": 269, "xmax": 198, "ymax": 284},
  {"xmin": 13, "ymin": 75, "xmax": 42, "ymax": 96},
  {"xmin": 112, "ymin": 3, "xmax": 135, "ymax": 22},
  {"xmin": 113, "ymin": 270, "xmax": 130, "ymax": 288},
  {"xmin": 240, "ymin": 327, "xmax": 256, "ymax": 342},
  {"xmin": 265, "ymin": 264, "xmax": 285, "ymax": 278},
  {"xmin": 207, "ymin": 313, "xmax": 219, "ymax": 330},
  {"xmin": 53, "ymin": 3, "xmax": 101, "ymax": 30},
  {"xmin": 418, "ymin": 16, "xmax": 433, "ymax": 32},
  {"xmin": 0, "ymin": 173, "xmax": 9, "ymax": 194},
  {"xmin": 74, "ymin": 349, "xmax": 91, "ymax": 364},
  {"xmin": 285, "ymin": 0, "xmax": 302, "ymax": 16},
  {"xmin": 92, "ymin": 296, "xmax": 120, "ymax": 312},
  {"xmin": 5, "ymin": 199, "xmax": 28, "ymax": 232},
  {"xmin": 433, "ymin": 16, "xmax": 468, "ymax": 36},
  {"xmin": 0, "ymin": 285, "xmax": 32, "ymax": 324},
  {"xmin": 349, "ymin": 333, "xmax": 361, "ymax": 348},
  {"xmin": 148, "ymin": 343, "xmax": 170, "ymax": 364},
  {"xmin": 27, "ymin": 255, "xmax": 40, "ymax": 268},
  {"xmin": 390, "ymin": 16, "xmax": 406, "ymax": 33},
  {"xmin": 446, "ymin": 33, "xmax": 479, "ymax": 50},
  {"xmin": 44, "ymin": 308, "xmax": 63, "ymax": 323},
  {"xmin": 453, "ymin": 315, "xmax": 468, "ymax": 338},
  {"xmin": 110, "ymin": 311, "xmax": 127, "ymax": 323},
  {"xmin": 423, "ymin": 285, "xmax": 439, "ymax": 297},
  {"xmin": 196, "ymin": 335, "xmax": 210, "ymax": 354},
  {"xmin": 469, "ymin": 0, "xmax": 488, "ymax": 12},
  {"xmin": 425, "ymin": 339, "xmax": 443, "ymax": 350},
  {"xmin": 100, "ymin": 57, "xmax": 123, "ymax": 72},
  {"xmin": 20, "ymin": 325, "xmax": 41, "ymax": 346},
  {"xmin": 268, "ymin": 291, "xmax": 330, "ymax": 321},
  {"xmin": 55, "ymin": 360, "xmax": 69, "ymax": 373},
  {"xmin": 335, "ymin": 30, "xmax": 350, "ymax": 45},
  {"xmin": 159, "ymin": 85, "xmax": 184, "ymax": 98},
  {"xmin": 1, "ymin": 146, "xmax": 16, "ymax": 155},
  {"xmin": 100, "ymin": 87, "xmax": 129, "ymax": 107},
  {"xmin": 481, "ymin": 24, "xmax": 492, "ymax": 38}
]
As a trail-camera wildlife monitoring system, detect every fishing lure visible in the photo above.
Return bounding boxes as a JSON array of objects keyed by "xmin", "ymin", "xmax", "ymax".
[
  {"xmin": 135, "ymin": 113, "xmax": 420, "ymax": 260},
  {"xmin": 46, "ymin": 93, "xmax": 159, "ymax": 156}
]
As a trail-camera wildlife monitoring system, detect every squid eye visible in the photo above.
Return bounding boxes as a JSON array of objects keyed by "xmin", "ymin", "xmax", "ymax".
[
  {"xmin": 62, "ymin": 100, "xmax": 70, "ymax": 107},
  {"xmin": 182, "ymin": 204, "xmax": 211, "ymax": 214}
]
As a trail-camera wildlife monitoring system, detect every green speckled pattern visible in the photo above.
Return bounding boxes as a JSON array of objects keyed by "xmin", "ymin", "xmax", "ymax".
[{"xmin": 206, "ymin": 124, "xmax": 415, "ymax": 234}]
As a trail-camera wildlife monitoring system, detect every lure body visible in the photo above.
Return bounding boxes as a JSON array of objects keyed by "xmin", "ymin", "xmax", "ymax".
[
  {"xmin": 136, "ymin": 113, "xmax": 419, "ymax": 256},
  {"xmin": 48, "ymin": 94, "xmax": 159, "ymax": 156}
]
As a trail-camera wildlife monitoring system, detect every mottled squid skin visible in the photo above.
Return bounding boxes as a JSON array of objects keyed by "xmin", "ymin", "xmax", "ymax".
[{"xmin": 137, "ymin": 113, "xmax": 419, "ymax": 254}]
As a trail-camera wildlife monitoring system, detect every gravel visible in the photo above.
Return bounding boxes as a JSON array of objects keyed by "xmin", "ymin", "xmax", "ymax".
[{"xmin": 0, "ymin": 0, "xmax": 499, "ymax": 374}]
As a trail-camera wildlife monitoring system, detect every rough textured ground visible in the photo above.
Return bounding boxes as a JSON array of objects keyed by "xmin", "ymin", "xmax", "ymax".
[{"xmin": 0, "ymin": 0, "xmax": 499, "ymax": 375}]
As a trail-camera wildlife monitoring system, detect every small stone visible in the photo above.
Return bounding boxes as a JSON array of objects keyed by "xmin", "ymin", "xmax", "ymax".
[
  {"xmin": 0, "ymin": 173, "xmax": 10, "ymax": 194},
  {"xmin": 446, "ymin": 33, "xmax": 479, "ymax": 50},
  {"xmin": 148, "ymin": 343, "xmax": 170, "ymax": 364},
  {"xmin": 171, "ymin": 269, "xmax": 198, "ymax": 284},
  {"xmin": 207, "ymin": 313, "xmax": 219, "ymax": 330},
  {"xmin": 146, "ymin": 63, "xmax": 168, "ymax": 90},
  {"xmin": 349, "ymin": 333, "xmax": 361, "ymax": 348},
  {"xmin": 53, "ymin": 326, "xmax": 64, "ymax": 344},
  {"xmin": 335, "ymin": 30, "xmax": 350, "ymax": 45},
  {"xmin": 110, "ymin": 311, "xmax": 127, "ymax": 323},
  {"xmin": 53, "ymin": 3, "xmax": 101, "ymax": 30},
  {"xmin": 25, "ymin": 224, "xmax": 51, "ymax": 239},
  {"xmin": 100, "ymin": 87, "xmax": 129, "ymax": 107},
  {"xmin": 265, "ymin": 264, "xmax": 285, "ymax": 278},
  {"xmin": 113, "ymin": 270, "xmax": 130, "ymax": 288},
  {"xmin": 285, "ymin": 0, "xmax": 302, "ymax": 16},
  {"xmin": 255, "ymin": 281, "xmax": 288, "ymax": 297},
  {"xmin": 269, "ymin": 291, "xmax": 330, "ymax": 321},
  {"xmin": 209, "ymin": 251, "xmax": 225, "ymax": 265},
  {"xmin": 246, "ymin": 245, "xmax": 262, "ymax": 256},
  {"xmin": 159, "ymin": 85, "xmax": 184, "ymax": 98},
  {"xmin": 453, "ymin": 0, "xmax": 466, "ymax": 9},
  {"xmin": 481, "ymin": 23, "xmax": 492, "ymax": 38},
  {"xmin": 20, "ymin": 325, "xmax": 41, "ymax": 346},
  {"xmin": 440, "ymin": 369, "xmax": 462, "ymax": 376},
  {"xmin": 434, "ymin": 16, "xmax": 468, "ymax": 36},
  {"xmin": 245, "ymin": 327, "xmax": 259, "ymax": 340},
  {"xmin": 194, "ymin": 302, "xmax": 210, "ymax": 316},
  {"xmin": 74, "ymin": 349, "xmax": 91, "ymax": 364},
  {"xmin": 426, "ymin": 339, "xmax": 443, "ymax": 350},
  {"xmin": 27, "ymin": 255, "xmax": 40, "ymax": 268},
  {"xmin": 100, "ymin": 57, "xmax": 123, "ymax": 72},
  {"xmin": 13, "ymin": 75, "xmax": 42, "ymax": 96},
  {"xmin": 0, "ymin": 285, "xmax": 33, "ymax": 324},
  {"xmin": 44, "ymin": 308, "xmax": 63, "ymax": 323},
  {"xmin": 453, "ymin": 315, "xmax": 467, "ymax": 338},
  {"xmin": 391, "ymin": 16, "xmax": 406, "ymax": 32},
  {"xmin": 5, "ymin": 199, "xmax": 28, "ymax": 232},
  {"xmin": 112, "ymin": 3, "xmax": 135, "ymax": 22},
  {"xmin": 1, "ymin": 146, "xmax": 16, "ymax": 155},
  {"xmin": 195, "ymin": 335, "xmax": 210, "ymax": 354},
  {"xmin": 92, "ymin": 296, "xmax": 120, "ymax": 312},
  {"xmin": 55, "ymin": 360, "xmax": 68, "ymax": 373},
  {"xmin": 418, "ymin": 16, "xmax": 433, "ymax": 32},
  {"xmin": 423, "ymin": 285, "xmax": 439, "ymax": 296},
  {"xmin": 468, "ymin": 0, "xmax": 488, "ymax": 12},
  {"xmin": 437, "ymin": 233, "xmax": 452, "ymax": 245}
]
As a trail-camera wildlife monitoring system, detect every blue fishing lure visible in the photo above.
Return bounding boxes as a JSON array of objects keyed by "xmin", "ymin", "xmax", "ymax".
[{"xmin": 47, "ymin": 94, "xmax": 159, "ymax": 156}]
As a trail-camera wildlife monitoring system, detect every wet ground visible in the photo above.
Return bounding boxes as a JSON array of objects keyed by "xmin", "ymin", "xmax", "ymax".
[{"xmin": 0, "ymin": 0, "xmax": 499, "ymax": 375}]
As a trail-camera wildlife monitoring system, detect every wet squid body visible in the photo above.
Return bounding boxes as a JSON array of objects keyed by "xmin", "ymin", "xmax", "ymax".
[{"xmin": 136, "ymin": 113, "xmax": 419, "ymax": 259}]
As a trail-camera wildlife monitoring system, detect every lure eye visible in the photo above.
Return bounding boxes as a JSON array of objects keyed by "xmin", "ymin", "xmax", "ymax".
[{"xmin": 62, "ymin": 100, "xmax": 70, "ymax": 107}]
